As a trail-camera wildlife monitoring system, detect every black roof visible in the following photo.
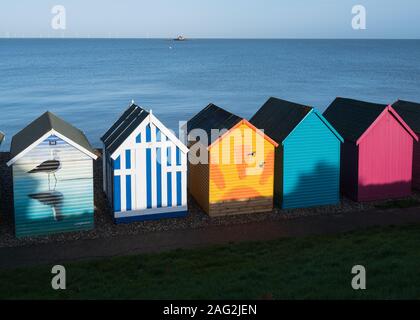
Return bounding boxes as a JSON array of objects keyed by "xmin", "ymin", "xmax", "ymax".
[
  {"xmin": 0, "ymin": 131, "xmax": 4, "ymax": 145},
  {"xmin": 187, "ymin": 103, "xmax": 242, "ymax": 146},
  {"xmin": 10, "ymin": 111, "xmax": 96, "ymax": 160},
  {"xmin": 323, "ymin": 98, "xmax": 387, "ymax": 142},
  {"xmin": 249, "ymin": 97, "xmax": 312, "ymax": 144},
  {"xmin": 101, "ymin": 103, "xmax": 149, "ymax": 154},
  {"xmin": 392, "ymin": 100, "xmax": 420, "ymax": 133}
]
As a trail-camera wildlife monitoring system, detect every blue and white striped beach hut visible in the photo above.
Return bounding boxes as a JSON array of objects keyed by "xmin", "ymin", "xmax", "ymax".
[{"xmin": 101, "ymin": 103, "xmax": 189, "ymax": 223}]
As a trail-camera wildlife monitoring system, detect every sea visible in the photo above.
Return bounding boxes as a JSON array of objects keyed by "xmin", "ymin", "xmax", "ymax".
[{"xmin": 1, "ymin": 39, "xmax": 420, "ymax": 149}]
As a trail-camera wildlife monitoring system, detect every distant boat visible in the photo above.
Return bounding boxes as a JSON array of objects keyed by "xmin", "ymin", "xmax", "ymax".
[{"xmin": 173, "ymin": 35, "xmax": 186, "ymax": 41}]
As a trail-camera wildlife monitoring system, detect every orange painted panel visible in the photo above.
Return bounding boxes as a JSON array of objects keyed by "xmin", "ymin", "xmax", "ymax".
[{"xmin": 209, "ymin": 123, "xmax": 275, "ymax": 203}]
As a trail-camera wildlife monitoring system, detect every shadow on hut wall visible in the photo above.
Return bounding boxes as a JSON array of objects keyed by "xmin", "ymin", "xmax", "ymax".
[
  {"xmin": 280, "ymin": 161, "xmax": 341, "ymax": 210},
  {"xmin": 357, "ymin": 180, "xmax": 412, "ymax": 202}
]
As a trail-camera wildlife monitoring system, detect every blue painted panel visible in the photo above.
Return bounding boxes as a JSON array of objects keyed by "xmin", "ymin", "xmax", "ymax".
[
  {"xmin": 136, "ymin": 133, "xmax": 141, "ymax": 143},
  {"xmin": 156, "ymin": 148, "xmax": 162, "ymax": 208},
  {"xmin": 167, "ymin": 172, "xmax": 172, "ymax": 207},
  {"xmin": 146, "ymin": 148, "xmax": 152, "ymax": 208},
  {"xmin": 115, "ymin": 210, "xmax": 188, "ymax": 224},
  {"xmin": 167, "ymin": 147, "xmax": 172, "ymax": 166},
  {"xmin": 12, "ymin": 135, "xmax": 95, "ymax": 237},
  {"xmin": 126, "ymin": 175, "xmax": 132, "ymax": 211},
  {"xmin": 176, "ymin": 171, "xmax": 182, "ymax": 206},
  {"xmin": 282, "ymin": 112, "xmax": 341, "ymax": 209},
  {"xmin": 156, "ymin": 128, "xmax": 161, "ymax": 142},
  {"xmin": 114, "ymin": 175, "xmax": 121, "ymax": 212},
  {"xmin": 125, "ymin": 150, "xmax": 131, "ymax": 169},
  {"xmin": 176, "ymin": 147, "xmax": 181, "ymax": 166},
  {"xmin": 146, "ymin": 124, "xmax": 151, "ymax": 142},
  {"xmin": 114, "ymin": 156, "xmax": 121, "ymax": 170}
]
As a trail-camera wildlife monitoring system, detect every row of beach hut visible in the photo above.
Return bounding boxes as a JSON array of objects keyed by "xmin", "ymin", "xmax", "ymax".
[{"xmin": 1, "ymin": 97, "xmax": 420, "ymax": 237}]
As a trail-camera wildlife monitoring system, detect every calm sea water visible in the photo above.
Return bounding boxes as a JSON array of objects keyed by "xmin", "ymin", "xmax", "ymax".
[{"xmin": 1, "ymin": 39, "xmax": 420, "ymax": 149}]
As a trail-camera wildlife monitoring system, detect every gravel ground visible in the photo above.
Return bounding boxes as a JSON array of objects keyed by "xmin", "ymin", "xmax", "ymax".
[{"xmin": 1, "ymin": 151, "xmax": 419, "ymax": 248}]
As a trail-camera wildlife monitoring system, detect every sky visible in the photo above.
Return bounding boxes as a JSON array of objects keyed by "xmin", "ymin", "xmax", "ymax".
[{"xmin": 0, "ymin": 0, "xmax": 419, "ymax": 39}]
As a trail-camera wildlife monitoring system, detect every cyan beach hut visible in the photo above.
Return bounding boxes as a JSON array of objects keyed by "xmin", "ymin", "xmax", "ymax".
[
  {"xmin": 101, "ymin": 103, "xmax": 189, "ymax": 223},
  {"xmin": 324, "ymin": 98, "xmax": 418, "ymax": 202},
  {"xmin": 7, "ymin": 112, "xmax": 98, "ymax": 237},
  {"xmin": 250, "ymin": 97, "xmax": 343, "ymax": 209},
  {"xmin": 392, "ymin": 100, "xmax": 420, "ymax": 190}
]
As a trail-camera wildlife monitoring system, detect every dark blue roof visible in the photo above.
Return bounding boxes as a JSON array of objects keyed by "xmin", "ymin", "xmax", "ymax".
[
  {"xmin": 101, "ymin": 104, "xmax": 149, "ymax": 154},
  {"xmin": 187, "ymin": 103, "xmax": 242, "ymax": 146},
  {"xmin": 392, "ymin": 100, "xmax": 420, "ymax": 133}
]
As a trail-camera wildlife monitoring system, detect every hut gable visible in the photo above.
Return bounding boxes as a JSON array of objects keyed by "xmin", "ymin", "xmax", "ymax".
[
  {"xmin": 186, "ymin": 104, "xmax": 277, "ymax": 216},
  {"xmin": 101, "ymin": 103, "xmax": 189, "ymax": 223},
  {"xmin": 8, "ymin": 112, "xmax": 96, "ymax": 237},
  {"xmin": 7, "ymin": 111, "xmax": 97, "ymax": 166},
  {"xmin": 250, "ymin": 97, "xmax": 343, "ymax": 209},
  {"xmin": 324, "ymin": 97, "xmax": 418, "ymax": 201}
]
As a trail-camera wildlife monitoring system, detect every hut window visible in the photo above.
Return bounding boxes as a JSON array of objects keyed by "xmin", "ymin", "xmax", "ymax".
[
  {"xmin": 125, "ymin": 150, "xmax": 131, "ymax": 169},
  {"xmin": 146, "ymin": 124, "xmax": 152, "ymax": 142},
  {"xmin": 114, "ymin": 156, "xmax": 121, "ymax": 170},
  {"xmin": 136, "ymin": 133, "xmax": 141, "ymax": 143}
]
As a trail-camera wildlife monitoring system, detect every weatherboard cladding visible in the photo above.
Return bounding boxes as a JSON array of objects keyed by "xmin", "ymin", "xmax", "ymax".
[
  {"xmin": 10, "ymin": 111, "xmax": 96, "ymax": 160},
  {"xmin": 187, "ymin": 104, "xmax": 275, "ymax": 216},
  {"xmin": 324, "ymin": 98, "xmax": 416, "ymax": 201},
  {"xmin": 250, "ymin": 98, "xmax": 342, "ymax": 209},
  {"xmin": 102, "ymin": 104, "xmax": 188, "ymax": 222},
  {"xmin": 12, "ymin": 135, "xmax": 94, "ymax": 237}
]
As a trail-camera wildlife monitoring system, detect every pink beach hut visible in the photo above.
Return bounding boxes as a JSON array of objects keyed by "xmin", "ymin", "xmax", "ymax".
[{"xmin": 323, "ymin": 98, "xmax": 418, "ymax": 202}]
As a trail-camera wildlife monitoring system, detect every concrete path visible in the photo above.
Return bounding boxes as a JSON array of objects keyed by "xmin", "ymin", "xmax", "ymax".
[{"xmin": 1, "ymin": 207, "xmax": 420, "ymax": 270}]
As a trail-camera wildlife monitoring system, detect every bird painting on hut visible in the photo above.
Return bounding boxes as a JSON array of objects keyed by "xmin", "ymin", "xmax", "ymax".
[{"xmin": 27, "ymin": 149, "xmax": 61, "ymax": 190}]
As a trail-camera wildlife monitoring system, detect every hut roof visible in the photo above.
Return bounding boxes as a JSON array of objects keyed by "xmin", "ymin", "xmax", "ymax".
[
  {"xmin": 101, "ymin": 103, "xmax": 149, "ymax": 154},
  {"xmin": 8, "ymin": 111, "xmax": 97, "ymax": 166},
  {"xmin": 249, "ymin": 97, "xmax": 314, "ymax": 144},
  {"xmin": 323, "ymin": 98, "xmax": 389, "ymax": 143},
  {"xmin": 187, "ymin": 103, "xmax": 242, "ymax": 146},
  {"xmin": 392, "ymin": 100, "xmax": 420, "ymax": 133}
]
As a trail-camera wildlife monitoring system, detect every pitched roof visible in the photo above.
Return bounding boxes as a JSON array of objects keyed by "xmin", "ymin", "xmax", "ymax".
[
  {"xmin": 0, "ymin": 131, "xmax": 4, "ymax": 145},
  {"xmin": 101, "ymin": 104, "xmax": 149, "ymax": 154},
  {"xmin": 9, "ymin": 111, "xmax": 96, "ymax": 162},
  {"xmin": 249, "ymin": 97, "xmax": 313, "ymax": 144},
  {"xmin": 186, "ymin": 103, "xmax": 242, "ymax": 146},
  {"xmin": 323, "ymin": 98, "xmax": 387, "ymax": 142},
  {"xmin": 392, "ymin": 100, "xmax": 420, "ymax": 133}
]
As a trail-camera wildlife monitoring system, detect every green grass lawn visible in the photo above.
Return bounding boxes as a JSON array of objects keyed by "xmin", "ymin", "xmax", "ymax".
[{"xmin": 1, "ymin": 224, "xmax": 420, "ymax": 300}]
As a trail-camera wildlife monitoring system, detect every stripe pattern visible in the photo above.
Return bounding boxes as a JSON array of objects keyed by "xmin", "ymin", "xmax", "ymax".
[{"xmin": 105, "ymin": 118, "xmax": 188, "ymax": 220}]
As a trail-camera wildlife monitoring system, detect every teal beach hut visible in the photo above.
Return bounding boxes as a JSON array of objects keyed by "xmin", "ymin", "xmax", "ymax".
[
  {"xmin": 7, "ymin": 112, "xmax": 98, "ymax": 237},
  {"xmin": 250, "ymin": 97, "xmax": 343, "ymax": 209}
]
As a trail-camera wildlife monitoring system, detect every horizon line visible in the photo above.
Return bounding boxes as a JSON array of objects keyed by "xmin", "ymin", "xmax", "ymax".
[{"xmin": 0, "ymin": 37, "xmax": 420, "ymax": 40}]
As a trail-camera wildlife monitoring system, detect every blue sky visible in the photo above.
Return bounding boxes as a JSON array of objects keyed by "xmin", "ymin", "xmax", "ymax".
[{"xmin": 0, "ymin": 0, "xmax": 419, "ymax": 38}]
